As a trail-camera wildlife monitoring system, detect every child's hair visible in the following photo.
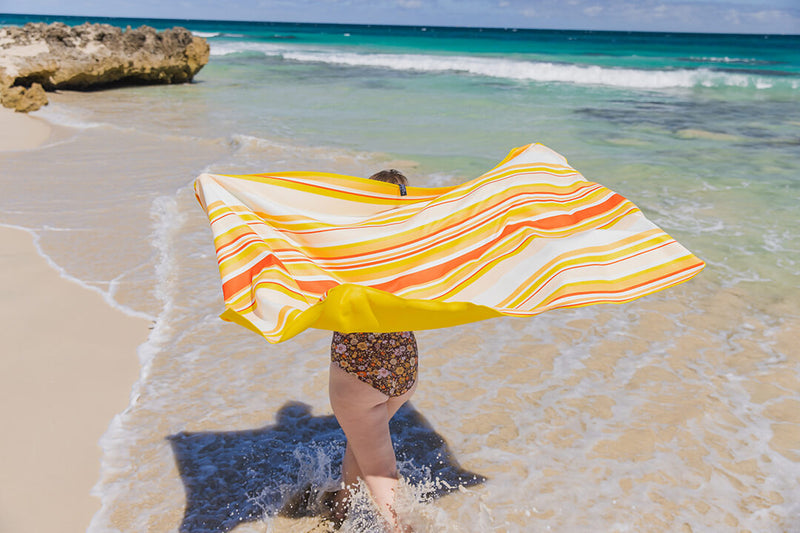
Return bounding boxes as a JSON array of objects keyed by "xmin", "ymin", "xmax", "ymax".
[{"xmin": 369, "ymin": 169, "xmax": 408, "ymax": 186}]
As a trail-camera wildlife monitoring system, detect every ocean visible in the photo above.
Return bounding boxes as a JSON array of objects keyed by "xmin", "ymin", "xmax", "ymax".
[{"xmin": 1, "ymin": 13, "xmax": 799, "ymax": 532}]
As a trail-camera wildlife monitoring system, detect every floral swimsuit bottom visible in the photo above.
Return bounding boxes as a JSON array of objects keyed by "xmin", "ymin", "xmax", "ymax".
[{"xmin": 331, "ymin": 331, "xmax": 418, "ymax": 397}]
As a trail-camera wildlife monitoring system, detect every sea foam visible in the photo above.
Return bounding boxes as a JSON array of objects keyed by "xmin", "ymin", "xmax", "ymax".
[
  {"xmin": 209, "ymin": 41, "xmax": 795, "ymax": 91},
  {"xmin": 190, "ymin": 30, "xmax": 221, "ymax": 38}
]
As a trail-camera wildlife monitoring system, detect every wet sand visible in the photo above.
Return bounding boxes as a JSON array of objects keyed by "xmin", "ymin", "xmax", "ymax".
[{"xmin": 0, "ymin": 111, "xmax": 150, "ymax": 533}]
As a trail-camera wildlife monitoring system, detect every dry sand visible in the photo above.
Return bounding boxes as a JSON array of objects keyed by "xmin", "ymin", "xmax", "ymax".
[
  {"xmin": 0, "ymin": 107, "xmax": 52, "ymax": 151},
  {"xmin": 0, "ymin": 109, "xmax": 150, "ymax": 533}
]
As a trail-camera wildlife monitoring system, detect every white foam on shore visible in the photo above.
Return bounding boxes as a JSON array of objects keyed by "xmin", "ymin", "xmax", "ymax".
[
  {"xmin": 89, "ymin": 188, "xmax": 189, "ymax": 532},
  {"xmin": 209, "ymin": 41, "xmax": 796, "ymax": 91},
  {"xmin": 0, "ymin": 222, "xmax": 154, "ymax": 322},
  {"xmin": 139, "ymin": 192, "xmax": 187, "ymax": 385},
  {"xmin": 33, "ymin": 102, "xmax": 105, "ymax": 129}
]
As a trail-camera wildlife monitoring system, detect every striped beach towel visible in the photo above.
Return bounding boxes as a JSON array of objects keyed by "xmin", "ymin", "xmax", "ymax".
[{"xmin": 195, "ymin": 143, "xmax": 704, "ymax": 343}]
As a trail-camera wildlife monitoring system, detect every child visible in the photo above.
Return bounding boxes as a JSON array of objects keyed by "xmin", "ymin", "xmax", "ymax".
[{"xmin": 327, "ymin": 170, "xmax": 417, "ymax": 532}]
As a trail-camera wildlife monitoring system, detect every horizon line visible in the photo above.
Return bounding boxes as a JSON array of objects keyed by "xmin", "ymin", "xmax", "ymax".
[{"xmin": 1, "ymin": 11, "xmax": 798, "ymax": 37}]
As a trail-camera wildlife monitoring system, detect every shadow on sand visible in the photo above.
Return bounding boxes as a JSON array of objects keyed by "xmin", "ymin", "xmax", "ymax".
[{"xmin": 168, "ymin": 401, "xmax": 485, "ymax": 532}]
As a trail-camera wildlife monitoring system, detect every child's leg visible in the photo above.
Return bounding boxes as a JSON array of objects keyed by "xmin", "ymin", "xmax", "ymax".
[{"xmin": 329, "ymin": 363, "xmax": 414, "ymax": 529}]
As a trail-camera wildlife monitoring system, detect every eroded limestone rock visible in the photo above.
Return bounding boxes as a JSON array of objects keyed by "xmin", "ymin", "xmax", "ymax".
[
  {"xmin": 1, "ymin": 82, "xmax": 48, "ymax": 113},
  {"xmin": 0, "ymin": 22, "xmax": 210, "ymax": 112}
]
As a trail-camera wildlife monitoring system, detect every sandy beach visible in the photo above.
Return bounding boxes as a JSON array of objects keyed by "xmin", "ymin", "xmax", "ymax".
[
  {"xmin": 1, "ymin": 17, "xmax": 798, "ymax": 531},
  {"xmin": 0, "ymin": 107, "xmax": 52, "ymax": 151},
  {"xmin": 0, "ymin": 108, "xmax": 150, "ymax": 533}
]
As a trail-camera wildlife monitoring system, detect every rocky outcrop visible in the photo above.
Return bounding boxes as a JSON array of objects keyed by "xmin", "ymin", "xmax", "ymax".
[
  {"xmin": 0, "ymin": 22, "xmax": 210, "ymax": 112},
  {"xmin": 1, "ymin": 82, "xmax": 48, "ymax": 113}
]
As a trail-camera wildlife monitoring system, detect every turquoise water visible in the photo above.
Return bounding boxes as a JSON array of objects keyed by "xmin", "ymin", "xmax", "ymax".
[{"xmin": 1, "ymin": 13, "xmax": 799, "ymax": 532}]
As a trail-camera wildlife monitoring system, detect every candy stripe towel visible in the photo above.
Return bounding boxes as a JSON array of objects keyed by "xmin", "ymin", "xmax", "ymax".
[{"xmin": 195, "ymin": 143, "xmax": 704, "ymax": 343}]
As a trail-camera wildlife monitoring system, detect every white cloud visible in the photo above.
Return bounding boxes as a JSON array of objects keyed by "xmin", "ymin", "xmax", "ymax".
[
  {"xmin": 583, "ymin": 5, "xmax": 603, "ymax": 17},
  {"xmin": 522, "ymin": 7, "xmax": 536, "ymax": 18},
  {"xmin": 750, "ymin": 9, "xmax": 785, "ymax": 22},
  {"xmin": 724, "ymin": 8, "xmax": 742, "ymax": 26},
  {"xmin": 396, "ymin": 0, "xmax": 422, "ymax": 8},
  {"xmin": 721, "ymin": 6, "xmax": 800, "ymax": 31}
]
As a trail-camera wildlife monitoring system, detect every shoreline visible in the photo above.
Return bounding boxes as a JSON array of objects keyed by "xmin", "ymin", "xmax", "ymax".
[
  {"xmin": 0, "ymin": 109, "xmax": 151, "ymax": 532},
  {"xmin": 0, "ymin": 225, "xmax": 151, "ymax": 533}
]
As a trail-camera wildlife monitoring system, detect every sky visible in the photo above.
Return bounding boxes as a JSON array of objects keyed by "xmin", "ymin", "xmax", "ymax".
[{"xmin": 1, "ymin": 0, "xmax": 799, "ymax": 34}]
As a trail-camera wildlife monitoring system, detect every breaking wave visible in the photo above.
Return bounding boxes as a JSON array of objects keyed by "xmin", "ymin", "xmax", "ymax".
[{"xmin": 209, "ymin": 41, "xmax": 798, "ymax": 91}]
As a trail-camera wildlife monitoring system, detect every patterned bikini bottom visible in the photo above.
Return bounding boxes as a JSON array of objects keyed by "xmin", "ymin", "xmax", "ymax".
[{"xmin": 330, "ymin": 331, "xmax": 418, "ymax": 397}]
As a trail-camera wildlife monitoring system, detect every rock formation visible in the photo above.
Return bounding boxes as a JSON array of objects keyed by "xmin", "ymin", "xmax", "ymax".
[{"xmin": 0, "ymin": 22, "xmax": 210, "ymax": 112}]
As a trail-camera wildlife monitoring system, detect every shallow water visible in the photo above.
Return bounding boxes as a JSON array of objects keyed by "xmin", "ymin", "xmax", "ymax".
[{"xmin": 1, "ymin": 16, "xmax": 799, "ymax": 532}]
